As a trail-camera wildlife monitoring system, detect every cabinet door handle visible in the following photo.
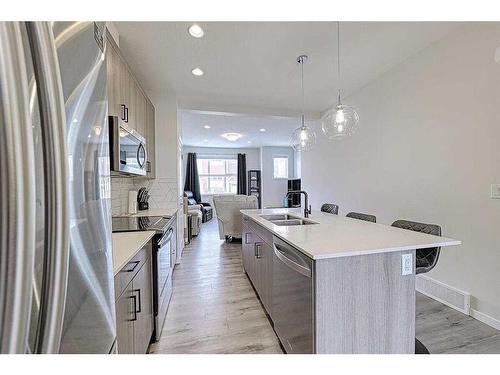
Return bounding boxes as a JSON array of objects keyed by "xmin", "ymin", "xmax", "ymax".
[
  {"xmin": 255, "ymin": 242, "xmax": 262, "ymax": 259},
  {"xmin": 123, "ymin": 260, "xmax": 140, "ymax": 273},
  {"xmin": 124, "ymin": 106, "xmax": 129, "ymax": 123},
  {"xmin": 244, "ymin": 233, "xmax": 250, "ymax": 244},
  {"xmin": 133, "ymin": 289, "xmax": 142, "ymax": 313},
  {"xmin": 120, "ymin": 104, "xmax": 126, "ymax": 120},
  {"xmin": 129, "ymin": 295, "xmax": 137, "ymax": 321}
]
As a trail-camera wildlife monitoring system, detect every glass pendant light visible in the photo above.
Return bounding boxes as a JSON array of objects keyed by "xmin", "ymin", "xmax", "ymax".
[
  {"xmin": 322, "ymin": 22, "xmax": 359, "ymax": 139},
  {"xmin": 291, "ymin": 55, "xmax": 316, "ymax": 152}
]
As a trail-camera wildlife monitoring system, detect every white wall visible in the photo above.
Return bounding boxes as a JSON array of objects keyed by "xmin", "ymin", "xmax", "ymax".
[
  {"xmin": 261, "ymin": 146, "xmax": 295, "ymax": 208},
  {"xmin": 302, "ymin": 23, "xmax": 500, "ymax": 323}
]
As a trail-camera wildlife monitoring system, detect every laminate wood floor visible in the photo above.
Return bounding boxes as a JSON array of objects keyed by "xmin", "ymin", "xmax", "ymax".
[{"xmin": 150, "ymin": 219, "xmax": 499, "ymax": 354}]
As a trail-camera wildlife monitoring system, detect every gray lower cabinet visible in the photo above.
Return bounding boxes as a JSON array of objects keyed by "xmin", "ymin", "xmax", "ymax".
[
  {"xmin": 242, "ymin": 221, "xmax": 273, "ymax": 316},
  {"xmin": 115, "ymin": 242, "xmax": 154, "ymax": 354},
  {"xmin": 115, "ymin": 282, "xmax": 135, "ymax": 354}
]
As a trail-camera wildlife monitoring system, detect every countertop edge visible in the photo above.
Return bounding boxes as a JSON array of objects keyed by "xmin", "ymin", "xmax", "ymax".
[
  {"xmin": 112, "ymin": 231, "xmax": 156, "ymax": 276},
  {"xmin": 242, "ymin": 210, "xmax": 462, "ymax": 260}
]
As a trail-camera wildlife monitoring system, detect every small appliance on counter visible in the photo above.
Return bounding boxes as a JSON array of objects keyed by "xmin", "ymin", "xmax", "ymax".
[
  {"xmin": 137, "ymin": 187, "xmax": 150, "ymax": 211},
  {"xmin": 128, "ymin": 190, "xmax": 138, "ymax": 214}
]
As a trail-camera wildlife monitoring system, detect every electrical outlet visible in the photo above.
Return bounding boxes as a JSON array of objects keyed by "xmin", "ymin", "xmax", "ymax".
[
  {"xmin": 401, "ymin": 254, "xmax": 413, "ymax": 276},
  {"xmin": 491, "ymin": 184, "xmax": 500, "ymax": 199}
]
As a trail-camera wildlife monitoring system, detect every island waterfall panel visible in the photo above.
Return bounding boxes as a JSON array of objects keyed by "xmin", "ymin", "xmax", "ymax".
[{"xmin": 314, "ymin": 251, "xmax": 416, "ymax": 353}]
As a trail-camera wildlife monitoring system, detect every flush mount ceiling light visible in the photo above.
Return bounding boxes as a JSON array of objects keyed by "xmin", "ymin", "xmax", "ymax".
[
  {"xmin": 322, "ymin": 22, "xmax": 359, "ymax": 139},
  {"xmin": 290, "ymin": 55, "xmax": 316, "ymax": 152},
  {"xmin": 259, "ymin": 128, "xmax": 266, "ymax": 132},
  {"xmin": 221, "ymin": 133, "xmax": 243, "ymax": 142},
  {"xmin": 191, "ymin": 67, "xmax": 204, "ymax": 76},
  {"xmin": 203, "ymin": 125, "xmax": 211, "ymax": 129},
  {"xmin": 188, "ymin": 24, "xmax": 204, "ymax": 38}
]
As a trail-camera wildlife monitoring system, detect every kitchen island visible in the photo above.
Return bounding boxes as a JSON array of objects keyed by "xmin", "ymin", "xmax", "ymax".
[{"xmin": 240, "ymin": 208, "xmax": 461, "ymax": 354}]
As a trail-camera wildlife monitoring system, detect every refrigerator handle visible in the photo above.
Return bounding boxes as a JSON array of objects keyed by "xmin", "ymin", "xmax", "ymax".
[
  {"xmin": 26, "ymin": 22, "xmax": 70, "ymax": 354},
  {"xmin": 0, "ymin": 22, "xmax": 37, "ymax": 354}
]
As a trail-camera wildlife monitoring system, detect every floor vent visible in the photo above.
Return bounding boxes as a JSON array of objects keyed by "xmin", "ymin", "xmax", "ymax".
[{"xmin": 416, "ymin": 274, "xmax": 471, "ymax": 315}]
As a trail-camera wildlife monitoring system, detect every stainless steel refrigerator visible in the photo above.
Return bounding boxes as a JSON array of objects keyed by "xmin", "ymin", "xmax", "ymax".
[{"xmin": 0, "ymin": 21, "xmax": 116, "ymax": 353}]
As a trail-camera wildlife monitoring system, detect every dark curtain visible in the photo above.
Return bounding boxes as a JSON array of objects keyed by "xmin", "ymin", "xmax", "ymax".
[
  {"xmin": 237, "ymin": 153, "xmax": 247, "ymax": 195},
  {"xmin": 184, "ymin": 152, "xmax": 201, "ymax": 202}
]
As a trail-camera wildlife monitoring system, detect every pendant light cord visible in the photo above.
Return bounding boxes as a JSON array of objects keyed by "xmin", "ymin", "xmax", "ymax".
[
  {"xmin": 301, "ymin": 57, "xmax": 305, "ymax": 127},
  {"xmin": 337, "ymin": 21, "xmax": 341, "ymax": 105}
]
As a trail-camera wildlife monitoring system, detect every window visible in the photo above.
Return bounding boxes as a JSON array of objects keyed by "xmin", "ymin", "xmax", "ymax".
[
  {"xmin": 273, "ymin": 156, "xmax": 289, "ymax": 179},
  {"xmin": 197, "ymin": 158, "xmax": 238, "ymax": 194}
]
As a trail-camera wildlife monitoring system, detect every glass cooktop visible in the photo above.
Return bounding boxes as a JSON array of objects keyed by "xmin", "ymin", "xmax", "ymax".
[{"xmin": 112, "ymin": 216, "xmax": 171, "ymax": 233}]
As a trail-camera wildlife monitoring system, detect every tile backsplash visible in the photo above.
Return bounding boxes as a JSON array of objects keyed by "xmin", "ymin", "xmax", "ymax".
[{"xmin": 111, "ymin": 177, "xmax": 178, "ymax": 215}]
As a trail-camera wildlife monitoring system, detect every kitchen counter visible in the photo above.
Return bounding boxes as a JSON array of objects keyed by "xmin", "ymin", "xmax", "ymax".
[
  {"xmin": 241, "ymin": 208, "xmax": 461, "ymax": 260},
  {"xmin": 112, "ymin": 231, "xmax": 156, "ymax": 275},
  {"xmin": 114, "ymin": 208, "xmax": 178, "ymax": 218}
]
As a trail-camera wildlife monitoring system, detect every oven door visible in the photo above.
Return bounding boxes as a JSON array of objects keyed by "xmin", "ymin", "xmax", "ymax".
[
  {"xmin": 109, "ymin": 116, "xmax": 147, "ymax": 176},
  {"xmin": 156, "ymin": 227, "xmax": 174, "ymax": 303},
  {"xmin": 154, "ymin": 227, "xmax": 174, "ymax": 340}
]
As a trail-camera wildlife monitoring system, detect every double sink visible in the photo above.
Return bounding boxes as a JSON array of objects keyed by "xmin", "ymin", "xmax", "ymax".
[{"xmin": 259, "ymin": 213, "xmax": 319, "ymax": 226}]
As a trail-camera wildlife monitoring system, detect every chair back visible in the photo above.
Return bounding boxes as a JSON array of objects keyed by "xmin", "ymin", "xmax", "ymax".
[
  {"xmin": 346, "ymin": 212, "xmax": 376, "ymax": 223},
  {"xmin": 321, "ymin": 203, "xmax": 339, "ymax": 215},
  {"xmin": 212, "ymin": 195, "xmax": 258, "ymax": 239},
  {"xmin": 184, "ymin": 190, "xmax": 198, "ymax": 205},
  {"xmin": 391, "ymin": 219, "xmax": 442, "ymax": 274}
]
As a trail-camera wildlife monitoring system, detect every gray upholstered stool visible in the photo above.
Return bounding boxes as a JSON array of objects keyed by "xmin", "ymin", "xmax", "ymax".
[
  {"xmin": 391, "ymin": 219, "xmax": 442, "ymax": 354},
  {"xmin": 320, "ymin": 203, "xmax": 339, "ymax": 215},
  {"xmin": 346, "ymin": 211, "xmax": 376, "ymax": 223}
]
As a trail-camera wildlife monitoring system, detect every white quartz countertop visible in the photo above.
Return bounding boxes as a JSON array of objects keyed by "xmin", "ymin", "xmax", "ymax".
[
  {"xmin": 114, "ymin": 208, "xmax": 178, "ymax": 218},
  {"xmin": 112, "ymin": 231, "xmax": 156, "ymax": 275},
  {"xmin": 241, "ymin": 208, "xmax": 461, "ymax": 260}
]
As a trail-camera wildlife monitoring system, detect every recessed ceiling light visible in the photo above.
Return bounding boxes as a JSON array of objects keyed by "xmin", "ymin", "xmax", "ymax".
[
  {"xmin": 247, "ymin": 141, "xmax": 252, "ymax": 144},
  {"xmin": 221, "ymin": 133, "xmax": 242, "ymax": 142},
  {"xmin": 203, "ymin": 125, "xmax": 211, "ymax": 129},
  {"xmin": 188, "ymin": 24, "xmax": 204, "ymax": 38},
  {"xmin": 259, "ymin": 128, "xmax": 266, "ymax": 132},
  {"xmin": 191, "ymin": 67, "xmax": 204, "ymax": 76},
  {"xmin": 203, "ymin": 139, "xmax": 208, "ymax": 142}
]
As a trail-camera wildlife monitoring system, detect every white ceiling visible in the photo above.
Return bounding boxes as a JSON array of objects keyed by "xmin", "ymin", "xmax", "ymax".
[
  {"xmin": 115, "ymin": 22, "xmax": 462, "ymax": 147},
  {"xmin": 179, "ymin": 109, "xmax": 317, "ymax": 148}
]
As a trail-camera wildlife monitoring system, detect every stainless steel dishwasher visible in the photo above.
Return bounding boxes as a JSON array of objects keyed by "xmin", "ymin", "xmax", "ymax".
[{"xmin": 272, "ymin": 236, "xmax": 314, "ymax": 353}]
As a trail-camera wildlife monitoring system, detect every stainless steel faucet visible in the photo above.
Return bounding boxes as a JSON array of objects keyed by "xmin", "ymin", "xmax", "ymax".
[{"xmin": 285, "ymin": 190, "xmax": 311, "ymax": 218}]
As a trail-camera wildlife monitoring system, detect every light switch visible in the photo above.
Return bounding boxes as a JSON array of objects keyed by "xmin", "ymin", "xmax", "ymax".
[
  {"xmin": 491, "ymin": 184, "xmax": 500, "ymax": 199},
  {"xmin": 401, "ymin": 254, "xmax": 413, "ymax": 276}
]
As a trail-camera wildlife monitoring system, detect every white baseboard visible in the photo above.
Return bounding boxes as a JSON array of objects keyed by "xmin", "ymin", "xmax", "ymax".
[
  {"xmin": 470, "ymin": 308, "xmax": 500, "ymax": 331},
  {"xmin": 416, "ymin": 274, "xmax": 470, "ymax": 315}
]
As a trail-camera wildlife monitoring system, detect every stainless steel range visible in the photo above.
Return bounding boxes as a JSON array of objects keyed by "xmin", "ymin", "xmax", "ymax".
[{"xmin": 112, "ymin": 215, "xmax": 176, "ymax": 341}]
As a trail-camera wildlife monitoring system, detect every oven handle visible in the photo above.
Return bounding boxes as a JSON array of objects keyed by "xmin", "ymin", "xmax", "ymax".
[
  {"xmin": 157, "ymin": 227, "xmax": 174, "ymax": 249},
  {"xmin": 273, "ymin": 243, "xmax": 311, "ymax": 278}
]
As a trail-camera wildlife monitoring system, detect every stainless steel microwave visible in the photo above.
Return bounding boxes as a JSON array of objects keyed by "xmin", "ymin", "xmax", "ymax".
[{"xmin": 109, "ymin": 116, "xmax": 147, "ymax": 176}]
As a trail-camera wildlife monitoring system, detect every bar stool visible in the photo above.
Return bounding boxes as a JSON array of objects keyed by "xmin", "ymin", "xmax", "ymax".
[
  {"xmin": 321, "ymin": 203, "xmax": 339, "ymax": 215},
  {"xmin": 391, "ymin": 219, "xmax": 442, "ymax": 354},
  {"xmin": 346, "ymin": 212, "xmax": 376, "ymax": 223}
]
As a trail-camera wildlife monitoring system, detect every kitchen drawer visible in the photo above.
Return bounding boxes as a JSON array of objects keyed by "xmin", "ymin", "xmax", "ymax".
[{"xmin": 115, "ymin": 241, "xmax": 152, "ymax": 300}]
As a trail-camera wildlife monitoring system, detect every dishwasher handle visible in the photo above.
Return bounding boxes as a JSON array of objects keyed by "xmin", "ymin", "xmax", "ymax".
[{"xmin": 273, "ymin": 243, "xmax": 312, "ymax": 278}]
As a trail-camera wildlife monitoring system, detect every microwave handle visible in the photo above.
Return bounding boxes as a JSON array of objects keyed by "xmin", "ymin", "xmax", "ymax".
[{"xmin": 137, "ymin": 142, "xmax": 147, "ymax": 169}]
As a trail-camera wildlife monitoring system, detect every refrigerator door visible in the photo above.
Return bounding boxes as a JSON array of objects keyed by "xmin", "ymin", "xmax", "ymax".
[
  {"xmin": 0, "ymin": 22, "xmax": 37, "ymax": 354},
  {"xmin": 51, "ymin": 22, "xmax": 116, "ymax": 353}
]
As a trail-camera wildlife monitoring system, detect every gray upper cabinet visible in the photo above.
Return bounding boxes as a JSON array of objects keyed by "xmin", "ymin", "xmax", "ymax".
[{"xmin": 105, "ymin": 30, "xmax": 156, "ymax": 179}]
